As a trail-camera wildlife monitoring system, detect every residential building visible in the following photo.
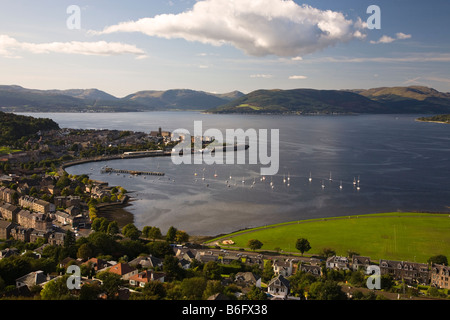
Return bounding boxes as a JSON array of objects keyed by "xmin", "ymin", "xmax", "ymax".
[
  {"xmin": 0, "ymin": 187, "xmax": 17, "ymax": 204},
  {"xmin": 195, "ymin": 252, "xmax": 219, "ymax": 263},
  {"xmin": 129, "ymin": 255, "xmax": 163, "ymax": 269},
  {"xmin": 352, "ymin": 256, "xmax": 371, "ymax": 271},
  {"xmin": 82, "ymin": 258, "xmax": 110, "ymax": 272},
  {"xmin": 379, "ymin": 259, "xmax": 430, "ymax": 285},
  {"xmin": 430, "ymin": 264, "xmax": 450, "ymax": 289},
  {"xmin": 108, "ymin": 263, "xmax": 138, "ymax": 280},
  {"xmin": 48, "ymin": 232, "xmax": 65, "ymax": 246},
  {"xmin": 273, "ymin": 259, "xmax": 294, "ymax": 277},
  {"xmin": 129, "ymin": 270, "xmax": 166, "ymax": 287},
  {"xmin": 10, "ymin": 226, "xmax": 32, "ymax": 242},
  {"xmin": 18, "ymin": 195, "xmax": 50, "ymax": 214},
  {"xmin": 17, "ymin": 210, "xmax": 52, "ymax": 231},
  {"xmin": 299, "ymin": 263, "xmax": 322, "ymax": 277},
  {"xmin": 15, "ymin": 270, "xmax": 53, "ymax": 289},
  {"xmin": 0, "ymin": 220, "xmax": 14, "ymax": 240},
  {"xmin": 0, "ymin": 203, "xmax": 19, "ymax": 222},
  {"xmin": 234, "ymin": 272, "xmax": 261, "ymax": 288},
  {"xmin": 326, "ymin": 256, "xmax": 350, "ymax": 270},
  {"xmin": 267, "ymin": 274, "xmax": 290, "ymax": 299},
  {"xmin": 29, "ymin": 230, "xmax": 50, "ymax": 243}
]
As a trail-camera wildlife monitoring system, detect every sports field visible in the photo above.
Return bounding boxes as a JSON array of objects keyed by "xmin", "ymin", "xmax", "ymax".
[{"xmin": 207, "ymin": 212, "xmax": 450, "ymax": 263}]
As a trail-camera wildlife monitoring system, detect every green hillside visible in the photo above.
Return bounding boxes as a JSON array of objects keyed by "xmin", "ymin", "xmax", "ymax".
[
  {"xmin": 349, "ymin": 86, "xmax": 450, "ymax": 113},
  {"xmin": 0, "ymin": 111, "xmax": 60, "ymax": 145},
  {"xmin": 210, "ymin": 86, "xmax": 450, "ymax": 114},
  {"xmin": 211, "ymin": 88, "xmax": 386, "ymax": 114}
]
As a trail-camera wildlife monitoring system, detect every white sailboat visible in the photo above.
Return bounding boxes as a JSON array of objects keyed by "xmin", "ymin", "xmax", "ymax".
[
  {"xmin": 329, "ymin": 172, "xmax": 333, "ymax": 182},
  {"xmin": 309, "ymin": 172, "xmax": 312, "ymax": 182},
  {"xmin": 321, "ymin": 180, "xmax": 325, "ymax": 189},
  {"xmin": 339, "ymin": 180, "xmax": 343, "ymax": 190}
]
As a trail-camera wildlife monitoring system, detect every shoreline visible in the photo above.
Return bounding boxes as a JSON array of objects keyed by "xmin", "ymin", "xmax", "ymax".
[
  {"xmin": 96, "ymin": 201, "xmax": 135, "ymax": 228},
  {"xmin": 416, "ymin": 119, "xmax": 450, "ymax": 124}
]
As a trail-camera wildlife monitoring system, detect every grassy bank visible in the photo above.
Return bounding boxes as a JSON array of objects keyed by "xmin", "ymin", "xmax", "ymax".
[{"xmin": 206, "ymin": 212, "xmax": 450, "ymax": 263}]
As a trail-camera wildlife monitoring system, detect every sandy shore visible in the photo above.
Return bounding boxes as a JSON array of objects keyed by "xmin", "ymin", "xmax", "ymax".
[{"xmin": 97, "ymin": 202, "xmax": 135, "ymax": 228}]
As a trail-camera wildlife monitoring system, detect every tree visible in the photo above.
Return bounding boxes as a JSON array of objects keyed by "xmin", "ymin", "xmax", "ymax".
[
  {"xmin": 64, "ymin": 230, "xmax": 76, "ymax": 249},
  {"xmin": 40, "ymin": 275, "xmax": 72, "ymax": 300},
  {"xmin": 163, "ymin": 254, "xmax": 185, "ymax": 281},
  {"xmin": 428, "ymin": 254, "xmax": 448, "ymax": 266},
  {"xmin": 321, "ymin": 247, "xmax": 336, "ymax": 258},
  {"xmin": 203, "ymin": 261, "xmax": 222, "ymax": 280},
  {"xmin": 244, "ymin": 285, "xmax": 267, "ymax": 300},
  {"xmin": 166, "ymin": 226, "xmax": 177, "ymax": 242},
  {"xmin": 140, "ymin": 281, "xmax": 166, "ymax": 300},
  {"xmin": 107, "ymin": 221, "xmax": 119, "ymax": 235},
  {"xmin": 79, "ymin": 282, "xmax": 102, "ymax": 300},
  {"xmin": 247, "ymin": 239, "xmax": 263, "ymax": 251},
  {"xmin": 77, "ymin": 243, "xmax": 94, "ymax": 261},
  {"xmin": 180, "ymin": 277, "xmax": 207, "ymax": 300},
  {"xmin": 144, "ymin": 226, "xmax": 162, "ymax": 241},
  {"xmin": 122, "ymin": 223, "xmax": 141, "ymax": 240},
  {"xmin": 96, "ymin": 272, "xmax": 123, "ymax": 300},
  {"xmin": 262, "ymin": 260, "xmax": 275, "ymax": 282},
  {"xmin": 295, "ymin": 238, "xmax": 311, "ymax": 256},
  {"xmin": 308, "ymin": 280, "xmax": 347, "ymax": 300},
  {"xmin": 91, "ymin": 217, "xmax": 108, "ymax": 232},
  {"xmin": 175, "ymin": 230, "xmax": 189, "ymax": 243},
  {"xmin": 202, "ymin": 280, "xmax": 224, "ymax": 300}
]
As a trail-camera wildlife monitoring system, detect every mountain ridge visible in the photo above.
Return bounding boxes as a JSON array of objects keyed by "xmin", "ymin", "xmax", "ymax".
[
  {"xmin": 0, "ymin": 85, "xmax": 244, "ymax": 112},
  {"xmin": 1, "ymin": 84, "xmax": 450, "ymax": 114}
]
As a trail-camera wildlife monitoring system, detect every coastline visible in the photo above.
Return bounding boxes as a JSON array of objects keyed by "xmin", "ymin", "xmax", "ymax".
[
  {"xmin": 96, "ymin": 201, "xmax": 135, "ymax": 228},
  {"xmin": 416, "ymin": 119, "xmax": 450, "ymax": 124}
]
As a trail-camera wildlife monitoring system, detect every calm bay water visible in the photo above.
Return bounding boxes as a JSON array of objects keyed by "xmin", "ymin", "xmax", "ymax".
[{"xmin": 27, "ymin": 112, "xmax": 450, "ymax": 235}]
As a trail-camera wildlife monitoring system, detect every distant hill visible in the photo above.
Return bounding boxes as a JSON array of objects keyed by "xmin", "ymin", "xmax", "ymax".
[
  {"xmin": 210, "ymin": 86, "xmax": 450, "ymax": 114},
  {"xmin": 348, "ymin": 86, "xmax": 450, "ymax": 113},
  {"xmin": 0, "ymin": 85, "xmax": 142, "ymax": 112},
  {"xmin": 124, "ymin": 89, "xmax": 244, "ymax": 110},
  {"xmin": 2, "ymin": 84, "xmax": 450, "ymax": 114},
  {"xmin": 210, "ymin": 88, "xmax": 385, "ymax": 114},
  {"xmin": 0, "ymin": 85, "xmax": 244, "ymax": 112},
  {"xmin": 47, "ymin": 88, "xmax": 119, "ymax": 101}
]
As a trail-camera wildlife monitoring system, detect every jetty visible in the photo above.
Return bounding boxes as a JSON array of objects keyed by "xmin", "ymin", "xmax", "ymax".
[{"xmin": 101, "ymin": 166, "xmax": 165, "ymax": 176}]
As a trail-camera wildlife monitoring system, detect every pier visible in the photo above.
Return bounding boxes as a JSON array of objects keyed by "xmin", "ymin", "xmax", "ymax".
[{"xmin": 101, "ymin": 166, "xmax": 165, "ymax": 176}]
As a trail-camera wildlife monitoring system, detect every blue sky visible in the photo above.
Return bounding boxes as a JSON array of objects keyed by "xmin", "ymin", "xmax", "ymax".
[{"xmin": 0, "ymin": 0, "xmax": 449, "ymax": 97}]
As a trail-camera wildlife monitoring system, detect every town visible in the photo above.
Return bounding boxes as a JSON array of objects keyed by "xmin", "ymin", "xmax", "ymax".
[{"xmin": 0, "ymin": 117, "xmax": 448, "ymax": 301}]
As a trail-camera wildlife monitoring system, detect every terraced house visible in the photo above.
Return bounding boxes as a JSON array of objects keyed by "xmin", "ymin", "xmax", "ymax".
[
  {"xmin": 379, "ymin": 260, "xmax": 430, "ymax": 285},
  {"xmin": 19, "ymin": 195, "xmax": 51, "ymax": 214}
]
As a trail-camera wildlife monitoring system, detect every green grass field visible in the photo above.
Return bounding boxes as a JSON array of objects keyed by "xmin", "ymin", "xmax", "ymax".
[{"xmin": 207, "ymin": 212, "xmax": 450, "ymax": 263}]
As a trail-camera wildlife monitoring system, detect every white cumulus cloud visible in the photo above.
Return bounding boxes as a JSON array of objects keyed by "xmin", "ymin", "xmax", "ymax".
[
  {"xmin": 370, "ymin": 32, "xmax": 412, "ymax": 44},
  {"xmin": 0, "ymin": 34, "xmax": 146, "ymax": 58},
  {"xmin": 93, "ymin": 0, "xmax": 364, "ymax": 57}
]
